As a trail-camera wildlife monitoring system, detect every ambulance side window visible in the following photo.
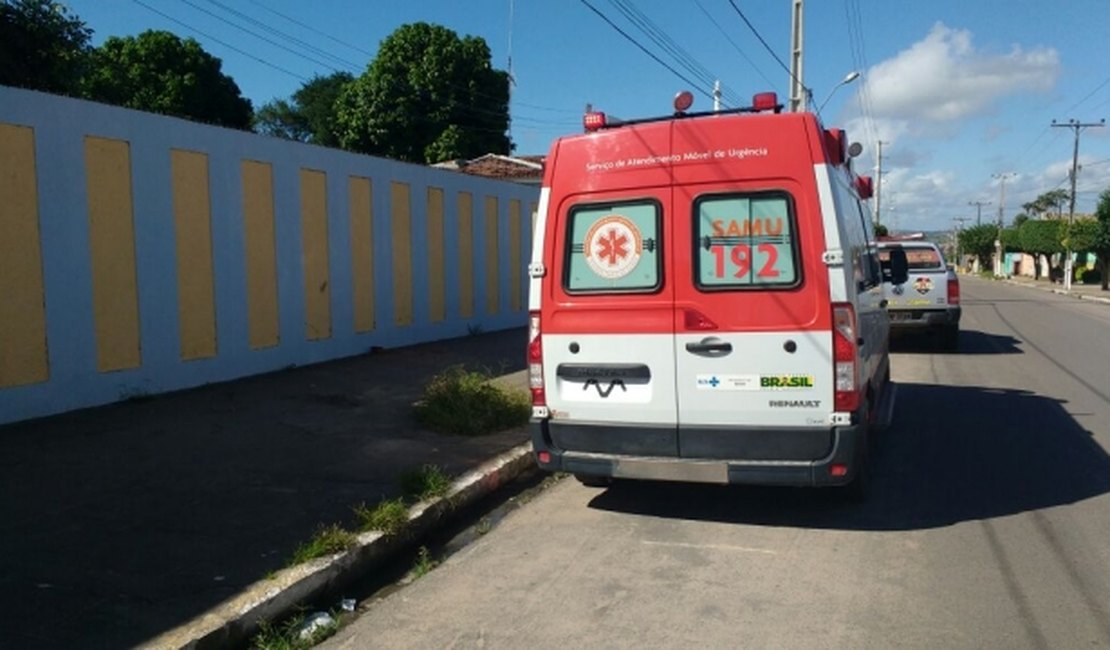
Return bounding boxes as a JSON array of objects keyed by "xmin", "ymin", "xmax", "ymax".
[
  {"xmin": 855, "ymin": 202, "xmax": 881, "ymax": 288},
  {"xmin": 563, "ymin": 200, "xmax": 661, "ymax": 293},
  {"xmin": 694, "ymin": 193, "xmax": 800, "ymax": 289}
]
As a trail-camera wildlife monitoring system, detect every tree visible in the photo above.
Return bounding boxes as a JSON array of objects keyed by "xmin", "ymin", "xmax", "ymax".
[
  {"xmin": 0, "ymin": 0, "xmax": 91, "ymax": 94},
  {"xmin": 1075, "ymin": 188, "xmax": 1110, "ymax": 290},
  {"xmin": 958, "ymin": 223, "xmax": 998, "ymax": 270},
  {"xmin": 1021, "ymin": 189, "xmax": 1070, "ymax": 219},
  {"xmin": 1018, "ymin": 219, "xmax": 1064, "ymax": 280},
  {"xmin": 873, "ymin": 222, "xmax": 889, "ymax": 238},
  {"xmin": 335, "ymin": 22, "xmax": 511, "ymax": 163},
  {"xmin": 82, "ymin": 30, "xmax": 252, "ymax": 129},
  {"xmin": 254, "ymin": 72, "xmax": 353, "ymax": 147}
]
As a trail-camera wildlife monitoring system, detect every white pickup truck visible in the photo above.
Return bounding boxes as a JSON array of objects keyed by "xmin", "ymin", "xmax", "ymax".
[{"xmin": 878, "ymin": 241, "xmax": 961, "ymax": 351}]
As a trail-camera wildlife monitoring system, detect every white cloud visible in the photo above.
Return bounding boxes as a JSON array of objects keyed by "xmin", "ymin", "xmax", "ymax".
[{"xmin": 863, "ymin": 23, "xmax": 1059, "ymax": 124}]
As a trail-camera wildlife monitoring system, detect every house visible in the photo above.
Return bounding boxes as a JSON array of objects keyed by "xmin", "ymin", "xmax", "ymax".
[{"xmin": 433, "ymin": 153, "xmax": 545, "ymax": 185}]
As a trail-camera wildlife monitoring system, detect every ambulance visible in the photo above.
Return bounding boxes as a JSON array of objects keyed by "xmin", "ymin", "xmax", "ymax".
[{"xmin": 526, "ymin": 91, "xmax": 908, "ymax": 497}]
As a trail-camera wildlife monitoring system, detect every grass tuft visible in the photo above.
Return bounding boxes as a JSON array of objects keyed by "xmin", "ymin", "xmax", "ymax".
[
  {"xmin": 251, "ymin": 610, "xmax": 338, "ymax": 649},
  {"xmin": 412, "ymin": 545, "xmax": 438, "ymax": 578},
  {"xmin": 414, "ymin": 365, "xmax": 530, "ymax": 436},
  {"xmin": 286, "ymin": 524, "xmax": 356, "ymax": 567},
  {"xmin": 399, "ymin": 464, "xmax": 453, "ymax": 502},
  {"xmin": 353, "ymin": 498, "xmax": 409, "ymax": 535}
]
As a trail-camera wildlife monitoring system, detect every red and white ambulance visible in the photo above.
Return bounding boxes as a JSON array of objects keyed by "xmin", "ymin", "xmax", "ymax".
[{"xmin": 526, "ymin": 92, "xmax": 908, "ymax": 496}]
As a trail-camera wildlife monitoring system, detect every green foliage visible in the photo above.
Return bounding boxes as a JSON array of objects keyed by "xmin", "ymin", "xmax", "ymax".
[
  {"xmin": 873, "ymin": 222, "xmax": 889, "ymax": 237},
  {"xmin": 82, "ymin": 30, "xmax": 252, "ymax": 129},
  {"xmin": 335, "ymin": 22, "xmax": 511, "ymax": 162},
  {"xmin": 1064, "ymin": 218, "xmax": 1100, "ymax": 253},
  {"xmin": 353, "ymin": 498, "xmax": 409, "ymax": 535},
  {"xmin": 1022, "ymin": 189, "xmax": 1070, "ymax": 218},
  {"xmin": 399, "ymin": 464, "xmax": 452, "ymax": 502},
  {"xmin": 1012, "ymin": 213, "xmax": 1030, "ymax": 228},
  {"xmin": 958, "ymin": 224, "xmax": 998, "ymax": 268},
  {"xmin": 252, "ymin": 611, "xmax": 338, "ymax": 650},
  {"xmin": 1018, "ymin": 219, "xmax": 1064, "ymax": 255},
  {"xmin": 0, "ymin": 0, "xmax": 92, "ymax": 94},
  {"xmin": 411, "ymin": 545, "xmax": 438, "ymax": 578},
  {"xmin": 414, "ymin": 365, "xmax": 531, "ymax": 436},
  {"xmin": 254, "ymin": 72, "xmax": 353, "ymax": 146},
  {"xmin": 1000, "ymin": 227, "xmax": 1021, "ymax": 252},
  {"xmin": 287, "ymin": 524, "xmax": 356, "ymax": 566}
]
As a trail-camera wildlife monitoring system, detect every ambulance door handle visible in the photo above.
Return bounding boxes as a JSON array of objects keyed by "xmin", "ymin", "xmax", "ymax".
[{"xmin": 685, "ymin": 338, "xmax": 732, "ymax": 356}]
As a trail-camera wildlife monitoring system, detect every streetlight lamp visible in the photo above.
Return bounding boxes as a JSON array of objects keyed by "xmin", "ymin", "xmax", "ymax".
[{"xmin": 817, "ymin": 71, "xmax": 862, "ymax": 113}]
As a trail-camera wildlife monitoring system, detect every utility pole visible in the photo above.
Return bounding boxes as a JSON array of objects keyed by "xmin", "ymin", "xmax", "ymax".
[
  {"xmin": 788, "ymin": 0, "xmax": 805, "ymax": 112},
  {"xmin": 968, "ymin": 200, "xmax": 991, "ymax": 227},
  {"xmin": 953, "ymin": 217, "xmax": 969, "ymax": 269},
  {"xmin": 874, "ymin": 140, "xmax": 888, "ymax": 227},
  {"xmin": 992, "ymin": 173, "xmax": 1015, "ymax": 277},
  {"xmin": 1051, "ymin": 118, "xmax": 1105, "ymax": 291},
  {"xmin": 714, "ymin": 80, "xmax": 721, "ymax": 112}
]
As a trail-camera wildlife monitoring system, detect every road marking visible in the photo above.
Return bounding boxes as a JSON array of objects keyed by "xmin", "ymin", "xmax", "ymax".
[{"xmin": 641, "ymin": 540, "xmax": 778, "ymax": 555}]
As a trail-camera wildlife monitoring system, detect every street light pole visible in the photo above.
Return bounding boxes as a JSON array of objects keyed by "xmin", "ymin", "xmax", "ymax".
[
  {"xmin": 817, "ymin": 71, "xmax": 861, "ymax": 113},
  {"xmin": 1051, "ymin": 118, "xmax": 1105, "ymax": 291}
]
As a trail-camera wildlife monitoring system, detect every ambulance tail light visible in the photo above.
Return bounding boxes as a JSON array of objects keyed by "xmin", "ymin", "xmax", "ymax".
[
  {"xmin": 583, "ymin": 112, "xmax": 607, "ymax": 132},
  {"xmin": 832, "ymin": 303, "xmax": 860, "ymax": 412},
  {"xmin": 753, "ymin": 92, "xmax": 779, "ymax": 112},
  {"xmin": 528, "ymin": 312, "xmax": 546, "ymax": 406},
  {"xmin": 948, "ymin": 276, "xmax": 961, "ymax": 305}
]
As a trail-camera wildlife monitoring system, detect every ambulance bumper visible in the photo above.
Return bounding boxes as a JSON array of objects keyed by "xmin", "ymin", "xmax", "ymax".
[{"xmin": 530, "ymin": 420, "xmax": 865, "ymax": 487}]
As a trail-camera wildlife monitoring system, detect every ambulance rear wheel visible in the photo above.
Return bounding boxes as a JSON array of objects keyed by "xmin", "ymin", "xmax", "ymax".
[{"xmin": 574, "ymin": 473, "xmax": 613, "ymax": 488}]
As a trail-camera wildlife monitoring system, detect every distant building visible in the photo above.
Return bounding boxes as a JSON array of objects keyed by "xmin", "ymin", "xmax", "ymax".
[{"xmin": 433, "ymin": 153, "xmax": 545, "ymax": 185}]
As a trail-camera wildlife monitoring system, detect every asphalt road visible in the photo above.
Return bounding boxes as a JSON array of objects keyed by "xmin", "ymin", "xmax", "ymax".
[{"xmin": 323, "ymin": 277, "xmax": 1110, "ymax": 649}]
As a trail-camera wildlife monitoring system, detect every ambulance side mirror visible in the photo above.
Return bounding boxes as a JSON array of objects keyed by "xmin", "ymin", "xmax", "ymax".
[{"xmin": 886, "ymin": 248, "xmax": 909, "ymax": 285}]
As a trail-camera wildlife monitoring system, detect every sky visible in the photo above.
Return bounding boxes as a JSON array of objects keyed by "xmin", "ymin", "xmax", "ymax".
[{"xmin": 59, "ymin": 0, "xmax": 1110, "ymax": 233}]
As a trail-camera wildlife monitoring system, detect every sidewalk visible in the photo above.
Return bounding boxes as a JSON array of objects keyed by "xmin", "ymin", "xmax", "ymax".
[
  {"xmin": 996, "ymin": 275, "xmax": 1110, "ymax": 305},
  {"xmin": 0, "ymin": 328, "xmax": 530, "ymax": 649}
]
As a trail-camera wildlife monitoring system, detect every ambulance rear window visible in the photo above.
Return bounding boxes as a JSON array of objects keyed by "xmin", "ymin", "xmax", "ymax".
[
  {"xmin": 694, "ymin": 193, "xmax": 800, "ymax": 289},
  {"xmin": 564, "ymin": 201, "xmax": 661, "ymax": 293}
]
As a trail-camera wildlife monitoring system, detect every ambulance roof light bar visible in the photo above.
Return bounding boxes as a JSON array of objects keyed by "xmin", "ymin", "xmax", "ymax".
[{"xmin": 582, "ymin": 91, "xmax": 783, "ymax": 132}]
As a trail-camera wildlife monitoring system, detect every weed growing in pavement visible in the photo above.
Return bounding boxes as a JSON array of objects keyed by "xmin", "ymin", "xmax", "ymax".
[
  {"xmin": 251, "ymin": 610, "xmax": 338, "ymax": 650},
  {"xmin": 286, "ymin": 524, "xmax": 356, "ymax": 567},
  {"xmin": 414, "ymin": 365, "xmax": 530, "ymax": 436},
  {"xmin": 475, "ymin": 517, "xmax": 492, "ymax": 536},
  {"xmin": 353, "ymin": 498, "xmax": 409, "ymax": 535},
  {"xmin": 399, "ymin": 464, "xmax": 452, "ymax": 502},
  {"xmin": 466, "ymin": 322, "xmax": 484, "ymax": 336},
  {"xmin": 412, "ymin": 545, "xmax": 438, "ymax": 578}
]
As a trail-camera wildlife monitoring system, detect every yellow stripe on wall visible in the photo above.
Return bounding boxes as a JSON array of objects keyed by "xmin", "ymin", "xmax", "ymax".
[
  {"xmin": 509, "ymin": 199, "xmax": 522, "ymax": 312},
  {"xmin": 0, "ymin": 123, "xmax": 49, "ymax": 387},
  {"xmin": 349, "ymin": 176, "xmax": 374, "ymax": 333},
  {"xmin": 300, "ymin": 169, "xmax": 331, "ymax": 340},
  {"xmin": 457, "ymin": 192, "xmax": 474, "ymax": 319},
  {"xmin": 484, "ymin": 196, "xmax": 499, "ymax": 315},
  {"xmin": 427, "ymin": 187, "xmax": 446, "ymax": 322},
  {"xmin": 170, "ymin": 149, "xmax": 217, "ymax": 360},
  {"xmin": 391, "ymin": 182, "xmax": 413, "ymax": 326},
  {"xmin": 85, "ymin": 136, "xmax": 141, "ymax": 372},
  {"xmin": 241, "ymin": 160, "xmax": 280, "ymax": 349}
]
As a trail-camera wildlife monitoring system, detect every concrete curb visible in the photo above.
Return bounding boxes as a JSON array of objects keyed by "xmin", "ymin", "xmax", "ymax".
[
  {"xmin": 142, "ymin": 442, "xmax": 536, "ymax": 650},
  {"xmin": 1001, "ymin": 278, "xmax": 1110, "ymax": 305}
]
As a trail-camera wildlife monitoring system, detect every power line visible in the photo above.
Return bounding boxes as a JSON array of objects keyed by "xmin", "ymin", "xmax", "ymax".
[
  {"xmin": 725, "ymin": 0, "xmax": 793, "ymax": 79},
  {"xmin": 201, "ymin": 0, "xmax": 360, "ymax": 71},
  {"xmin": 607, "ymin": 0, "xmax": 742, "ymax": 107},
  {"xmin": 242, "ymin": 0, "xmax": 376, "ymax": 59},
  {"xmin": 579, "ymin": 0, "xmax": 715, "ymax": 101},
  {"xmin": 129, "ymin": 0, "xmax": 310, "ymax": 82},
  {"xmin": 174, "ymin": 0, "xmax": 350, "ymax": 73},
  {"xmin": 692, "ymin": 0, "xmax": 777, "ymax": 91}
]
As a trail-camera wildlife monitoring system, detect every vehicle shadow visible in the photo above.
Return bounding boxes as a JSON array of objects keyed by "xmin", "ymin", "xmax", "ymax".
[
  {"xmin": 587, "ymin": 382, "xmax": 1110, "ymax": 531},
  {"xmin": 891, "ymin": 329, "xmax": 1022, "ymax": 354}
]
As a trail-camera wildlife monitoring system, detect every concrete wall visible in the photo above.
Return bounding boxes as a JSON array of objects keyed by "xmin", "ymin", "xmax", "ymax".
[{"xmin": 0, "ymin": 86, "xmax": 538, "ymax": 425}]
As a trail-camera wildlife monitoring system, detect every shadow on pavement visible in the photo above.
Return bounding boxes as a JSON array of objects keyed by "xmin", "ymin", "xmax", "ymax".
[
  {"xmin": 587, "ymin": 383, "xmax": 1110, "ymax": 531},
  {"xmin": 0, "ymin": 329, "xmax": 526, "ymax": 650},
  {"xmin": 891, "ymin": 329, "xmax": 1023, "ymax": 355}
]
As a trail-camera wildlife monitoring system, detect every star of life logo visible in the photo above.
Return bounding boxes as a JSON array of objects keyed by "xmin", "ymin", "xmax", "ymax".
[{"xmin": 584, "ymin": 214, "xmax": 642, "ymax": 280}]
